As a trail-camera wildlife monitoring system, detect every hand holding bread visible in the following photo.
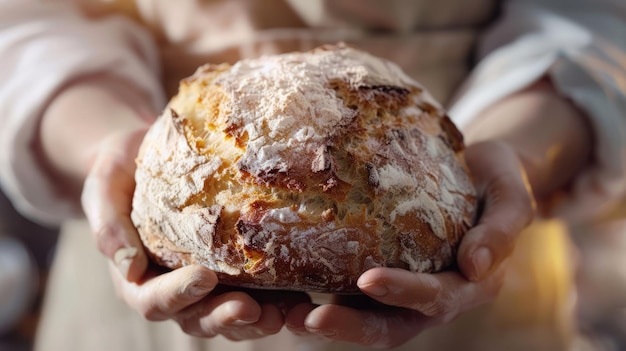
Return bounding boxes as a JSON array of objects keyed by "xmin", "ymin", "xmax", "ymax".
[
  {"xmin": 284, "ymin": 141, "xmax": 534, "ymax": 347},
  {"xmin": 70, "ymin": 80, "xmax": 306, "ymax": 341}
]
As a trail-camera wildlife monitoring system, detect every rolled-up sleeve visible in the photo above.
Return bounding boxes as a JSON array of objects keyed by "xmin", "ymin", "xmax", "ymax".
[
  {"xmin": 450, "ymin": 0, "xmax": 626, "ymax": 221},
  {"xmin": 0, "ymin": 0, "xmax": 165, "ymax": 226}
]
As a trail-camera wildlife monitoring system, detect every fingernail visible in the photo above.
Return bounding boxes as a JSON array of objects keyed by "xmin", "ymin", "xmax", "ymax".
[
  {"xmin": 232, "ymin": 319, "xmax": 257, "ymax": 326},
  {"xmin": 113, "ymin": 247, "xmax": 138, "ymax": 279},
  {"xmin": 472, "ymin": 247, "xmax": 493, "ymax": 281},
  {"xmin": 307, "ymin": 328, "xmax": 336, "ymax": 336},
  {"xmin": 186, "ymin": 283, "xmax": 213, "ymax": 298},
  {"xmin": 359, "ymin": 284, "xmax": 389, "ymax": 297},
  {"xmin": 231, "ymin": 320, "xmax": 254, "ymax": 326}
]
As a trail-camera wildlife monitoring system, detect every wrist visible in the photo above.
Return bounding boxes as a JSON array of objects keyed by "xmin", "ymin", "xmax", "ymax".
[{"xmin": 37, "ymin": 74, "xmax": 157, "ymax": 198}]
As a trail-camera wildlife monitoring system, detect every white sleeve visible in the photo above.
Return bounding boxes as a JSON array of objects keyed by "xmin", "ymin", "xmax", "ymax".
[
  {"xmin": 0, "ymin": 0, "xmax": 166, "ymax": 226},
  {"xmin": 449, "ymin": 0, "xmax": 626, "ymax": 222}
]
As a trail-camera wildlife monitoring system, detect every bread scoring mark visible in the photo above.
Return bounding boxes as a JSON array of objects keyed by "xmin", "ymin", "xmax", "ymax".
[
  {"xmin": 439, "ymin": 115, "xmax": 465, "ymax": 153},
  {"xmin": 237, "ymin": 162, "xmax": 306, "ymax": 192},
  {"xmin": 235, "ymin": 220, "xmax": 269, "ymax": 275},
  {"xmin": 356, "ymin": 85, "xmax": 411, "ymax": 111},
  {"xmin": 212, "ymin": 46, "xmax": 429, "ymax": 195}
]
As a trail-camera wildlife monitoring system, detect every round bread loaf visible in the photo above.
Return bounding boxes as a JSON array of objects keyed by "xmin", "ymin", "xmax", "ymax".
[{"xmin": 131, "ymin": 44, "xmax": 477, "ymax": 293}]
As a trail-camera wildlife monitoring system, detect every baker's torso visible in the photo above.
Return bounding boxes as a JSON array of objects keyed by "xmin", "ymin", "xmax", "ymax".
[{"xmin": 59, "ymin": 0, "xmax": 499, "ymax": 103}]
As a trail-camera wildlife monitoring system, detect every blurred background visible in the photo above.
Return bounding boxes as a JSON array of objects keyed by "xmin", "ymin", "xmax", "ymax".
[{"xmin": 0, "ymin": 189, "xmax": 58, "ymax": 351}]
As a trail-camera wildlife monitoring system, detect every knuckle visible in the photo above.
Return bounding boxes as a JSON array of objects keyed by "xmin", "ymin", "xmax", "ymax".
[
  {"xmin": 145, "ymin": 282, "xmax": 189, "ymax": 321},
  {"xmin": 137, "ymin": 302, "xmax": 163, "ymax": 321},
  {"xmin": 489, "ymin": 226, "xmax": 516, "ymax": 259},
  {"xmin": 92, "ymin": 222, "xmax": 120, "ymax": 256},
  {"xmin": 178, "ymin": 318, "xmax": 196, "ymax": 335},
  {"xmin": 157, "ymin": 289, "xmax": 187, "ymax": 314},
  {"xmin": 136, "ymin": 280, "xmax": 172, "ymax": 321},
  {"xmin": 465, "ymin": 224, "xmax": 518, "ymax": 275},
  {"xmin": 395, "ymin": 297, "xmax": 420, "ymax": 311},
  {"xmin": 260, "ymin": 324, "xmax": 282, "ymax": 336},
  {"xmin": 421, "ymin": 283, "xmax": 457, "ymax": 317},
  {"xmin": 422, "ymin": 296, "xmax": 450, "ymax": 317},
  {"xmin": 358, "ymin": 322, "xmax": 401, "ymax": 349},
  {"xmin": 177, "ymin": 317, "xmax": 207, "ymax": 337}
]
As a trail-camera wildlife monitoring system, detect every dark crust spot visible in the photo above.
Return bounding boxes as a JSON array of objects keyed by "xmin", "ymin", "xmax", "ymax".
[
  {"xmin": 236, "ymin": 220, "xmax": 262, "ymax": 249},
  {"xmin": 223, "ymin": 122, "xmax": 241, "ymax": 138},
  {"xmin": 235, "ymin": 219, "xmax": 269, "ymax": 275},
  {"xmin": 365, "ymin": 162, "xmax": 380, "ymax": 188},
  {"xmin": 328, "ymin": 83, "xmax": 412, "ymax": 113},
  {"xmin": 420, "ymin": 102, "xmax": 439, "ymax": 114},
  {"xmin": 358, "ymin": 85, "xmax": 411, "ymax": 111},
  {"xmin": 237, "ymin": 163, "xmax": 307, "ymax": 193},
  {"xmin": 362, "ymin": 85, "xmax": 411, "ymax": 96},
  {"xmin": 244, "ymin": 200, "xmax": 272, "ymax": 223},
  {"xmin": 439, "ymin": 115, "xmax": 465, "ymax": 153}
]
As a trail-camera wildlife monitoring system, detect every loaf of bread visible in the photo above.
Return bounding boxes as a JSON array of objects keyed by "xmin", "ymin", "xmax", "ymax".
[{"xmin": 131, "ymin": 44, "xmax": 477, "ymax": 293}]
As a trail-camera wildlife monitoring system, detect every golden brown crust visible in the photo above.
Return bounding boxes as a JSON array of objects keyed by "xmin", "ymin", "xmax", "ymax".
[{"xmin": 131, "ymin": 44, "xmax": 477, "ymax": 293}]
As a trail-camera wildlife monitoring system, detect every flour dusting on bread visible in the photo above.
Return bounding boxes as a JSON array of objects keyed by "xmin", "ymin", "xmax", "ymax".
[{"xmin": 131, "ymin": 44, "xmax": 477, "ymax": 293}]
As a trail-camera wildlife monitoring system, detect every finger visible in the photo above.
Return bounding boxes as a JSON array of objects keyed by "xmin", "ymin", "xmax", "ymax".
[
  {"xmin": 237, "ymin": 303, "xmax": 284, "ymax": 339},
  {"xmin": 175, "ymin": 291, "xmax": 265, "ymax": 338},
  {"xmin": 460, "ymin": 142, "xmax": 535, "ymax": 281},
  {"xmin": 209, "ymin": 285, "xmax": 312, "ymax": 319},
  {"xmin": 110, "ymin": 263, "xmax": 217, "ymax": 321},
  {"xmin": 302, "ymin": 304, "xmax": 431, "ymax": 348},
  {"xmin": 285, "ymin": 302, "xmax": 317, "ymax": 335},
  {"xmin": 358, "ymin": 265, "xmax": 506, "ymax": 319},
  {"xmin": 243, "ymin": 288, "xmax": 312, "ymax": 316},
  {"xmin": 82, "ymin": 129, "xmax": 148, "ymax": 282},
  {"xmin": 191, "ymin": 302, "xmax": 285, "ymax": 341},
  {"xmin": 210, "ymin": 300, "xmax": 285, "ymax": 341}
]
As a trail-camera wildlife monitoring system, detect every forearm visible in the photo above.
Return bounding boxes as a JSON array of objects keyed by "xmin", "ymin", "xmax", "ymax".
[
  {"xmin": 463, "ymin": 78, "xmax": 593, "ymax": 201},
  {"xmin": 0, "ymin": 1, "xmax": 165, "ymax": 224},
  {"xmin": 38, "ymin": 75, "xmax": 156, "ymax": 198}
]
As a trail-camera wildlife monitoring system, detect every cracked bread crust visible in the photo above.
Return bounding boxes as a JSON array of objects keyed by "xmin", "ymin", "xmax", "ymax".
[{"xmin": 131, "ymin": 44, "xmax": 477, "ymax": 293}]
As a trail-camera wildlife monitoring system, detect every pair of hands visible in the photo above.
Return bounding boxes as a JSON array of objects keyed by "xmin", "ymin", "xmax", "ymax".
[
  {"xmin": 40, "ymin": 74, "xmax": 545, "ymax": 348},
  {"xmin": 80, "ymin": 126, "xmax": 534, "ymax": 347}
]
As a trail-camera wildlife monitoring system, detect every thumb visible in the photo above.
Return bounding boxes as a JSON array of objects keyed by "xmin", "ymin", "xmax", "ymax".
[
  {"xmin": 81, "ymin": 129, "xmax": 149, "ymax": 282},
  {"xmin": 458, "ymin": 142, "xmax": 535, "ymax": 282}
]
